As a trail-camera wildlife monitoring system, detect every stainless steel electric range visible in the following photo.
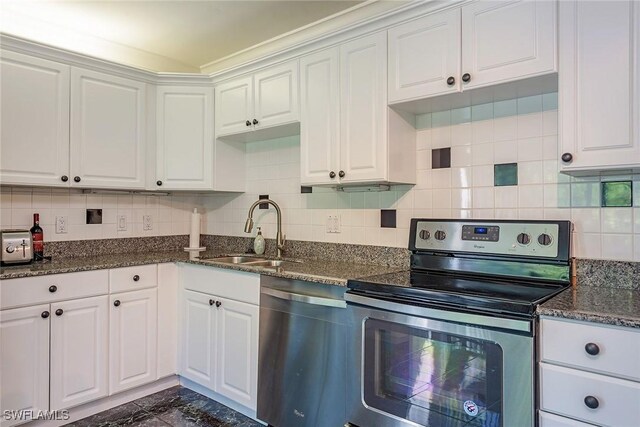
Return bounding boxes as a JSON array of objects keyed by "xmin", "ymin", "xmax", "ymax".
[{"xmin": 346, "ymin": 219, "xmax": 572, "ymax": 427}]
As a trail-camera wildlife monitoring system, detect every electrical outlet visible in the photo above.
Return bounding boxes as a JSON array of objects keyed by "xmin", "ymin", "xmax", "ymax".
[
  {"xmin": 326, "ymin": 215, "xmax": 341, "ymax": 233},
  {"xmin": 143, "ymin": 215, "xmax": 153, "ymax": 231},
  {"xmin": 117, "ymin": 215, "xmax": 127, "ymax": 231},
  {"xmin": 55, "ymin": 216, "xmax": 68, "ymax": 234}
]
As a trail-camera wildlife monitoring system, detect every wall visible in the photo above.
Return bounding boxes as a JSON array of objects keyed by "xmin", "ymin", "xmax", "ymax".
[
  {"xmin": 0, "ymin": 187, "xmax": 203, "ymax": 241},
  {"xmin": 203, "ymin": 92, "xmax": 640, "ymax": 262}
]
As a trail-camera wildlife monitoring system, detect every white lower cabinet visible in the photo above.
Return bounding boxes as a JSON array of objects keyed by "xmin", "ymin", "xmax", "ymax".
[
  {"xmin": 181, "ymin": 289, "xmax": 217, "ymax": 390},
  {"xmin": 179, "ymin": 265, "xmax": 260, "ymax": 411},
  {"xmin": 109, "ymin": 288, "xmax": 158, "ymax": 394},
  {"xmin": 50, "ymin": 295, "xmax": 109, "ymax": 410},
  {"xmin": 0, "ymin": 305, "xmax": 50, "ymax": 427},
  {"xmin": 215, "ymin": 297, "xmax": 259, "ymax": 410},
  {"xmin": 539, "ymin": 317, "xmax": 640, "ymax": 427}
]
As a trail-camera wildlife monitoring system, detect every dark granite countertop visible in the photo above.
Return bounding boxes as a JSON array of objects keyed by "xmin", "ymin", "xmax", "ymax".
[
  {"xmin": 0, "ymin": 249, "xmax": 403, "ymax": 286},
  {"xmin": 537, "ymin": 286, "xmax": 640, "ymax": 329}
]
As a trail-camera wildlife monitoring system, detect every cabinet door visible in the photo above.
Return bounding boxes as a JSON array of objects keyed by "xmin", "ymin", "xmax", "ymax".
[
  {"xmin": 0, "ymin": 305, "xmax": 50, "ymax": 426},
  {"xmin": 559, "ymin": 0, "xmax": 640, "ymax": 172},
  {"xmin": 70, "ymin": 68, "xmax": 146, "ymax": 189},
  {"xmin": 340, "ymin": 32, "xmax": 388, "ymax": 183},
  {"xmin": 253, "ymin": 61, "xmax": 299, "ymax": 129},
  {"xmin": 300, "ymin": 48, "xmax": 340, "ymax": 185},
  {"xmin": 215, "ymin": 297, "xmax": 259, "ymax": 411},
  {"xmin": 109, "ymin": 289, "xmax": 157, "ymax": 394},
  {"xmin": 388, "ymin": 8, "xmax": 461, "ymax": 103},
  {"xmin": 50, "ymin": 296, "xmax": 108, "ymax": 410},
  {"xmin": 180, "ymin": 290, "xmax": 216, "ymax": 390},
  {"xmin": 215, "ymin": 76, "xmax": 253, "ymax": 137},
  {"xmin": 461, "ymin": 0, "xmax": 557, "ymax": 89},
  {"xmin": 0, "ymin": 51, "xmax": 70, "ymax": 187},
  {"xmin": 156, "ymin": 86, "xmax": 214, "ymax": 189}
]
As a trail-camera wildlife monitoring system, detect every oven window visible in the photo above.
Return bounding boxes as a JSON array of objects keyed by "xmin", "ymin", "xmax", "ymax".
[{"xmin": 364, "ymin": 319, "xmax": 503, "ymax": 427}]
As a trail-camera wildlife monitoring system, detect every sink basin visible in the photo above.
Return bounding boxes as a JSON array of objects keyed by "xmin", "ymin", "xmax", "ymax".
[
  {"xmin": 203, "ymin": 256, "xmax": 268, "ymax": 264},
  {"xmin": 242, "ymin": 260, "xmax": 286, "ymax": 267}
]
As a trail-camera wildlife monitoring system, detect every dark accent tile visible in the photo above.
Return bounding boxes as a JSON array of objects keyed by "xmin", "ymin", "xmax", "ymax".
[
  {"xmin": 259, "ymin": 194, "xmax": 269, "ymax": 209},
  {"xmin": 494, "ymin": 163, "xmax": 518, "ymax": 186},
  {"xmin": 300, "ymin": 186, "xmax": 312, "ymax": 194},
  {"xmin": 381, "ymin": 210, "xmax": 397, "ymax": 228},
  {"xmin": 601, "ymin": 180, "xmax": 632, "ymax": 207},
  {"xmin": 432, "ymin": 147, "xmax": 451, "ymax": 169},
  {"xmin": 86, "ymin": 209, "xmax": 102, "ymax": 224}
]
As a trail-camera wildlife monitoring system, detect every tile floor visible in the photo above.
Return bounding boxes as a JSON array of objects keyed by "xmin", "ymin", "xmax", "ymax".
[{"xmin": 64, "ymin": 386, "xmax": 262, "ymax": 427}]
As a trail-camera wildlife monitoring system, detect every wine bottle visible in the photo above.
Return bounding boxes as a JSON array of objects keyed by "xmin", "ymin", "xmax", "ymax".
[{"xmin": 30, "ymin": 213, "xmax": 44, "ymax": 260}]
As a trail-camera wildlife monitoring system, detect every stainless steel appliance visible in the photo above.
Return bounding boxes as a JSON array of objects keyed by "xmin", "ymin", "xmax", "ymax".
[
  {"xmin": 257, "ymin": 276, "xmax": 348, "ymax": 427},
  {"xmin": 1, "ymin": 229, "xmax": 33, "ymax": 265},
  {"xmin": 346, "ymin": 219, "xmax": 572, "ymax": 427}
]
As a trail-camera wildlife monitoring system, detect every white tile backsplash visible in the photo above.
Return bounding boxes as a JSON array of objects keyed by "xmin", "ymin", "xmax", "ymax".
[{"xmin": 3, "ymin": 93, "xmax": 637, "ymax": 262}]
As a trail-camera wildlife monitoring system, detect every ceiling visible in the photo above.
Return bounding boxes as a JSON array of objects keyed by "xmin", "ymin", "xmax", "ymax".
[{"xmin": 0, "ymin": 0, "xmax": 370, "ymax": 72}]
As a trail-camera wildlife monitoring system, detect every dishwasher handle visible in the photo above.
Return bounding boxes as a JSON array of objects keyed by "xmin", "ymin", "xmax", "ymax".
[{"xmin": 261, "ymin": 287, "xmax": 347, "ymax": 309}]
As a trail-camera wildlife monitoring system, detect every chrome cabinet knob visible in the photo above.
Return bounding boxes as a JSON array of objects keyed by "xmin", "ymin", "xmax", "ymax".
[
  {"xmin": 561, "ymin": 153, "xmax": 573, "ymax": 163},
  {"xmin": 329, "ymin": 171, "xmax": 336, "ymax": 179},
  {"xmin": 61, "ymin": 175, "xmax": 69, "ymax": 182},
  {"xmin": 585, "ymin": 342, "xmax": 600, "ymax": 356},
  {"xmin": 446, "ymin": 76, "xmax": 455, "ymax": 85},
  {"xmin": 338, "ymin": 170, "xmax": 345, "ymax": 178},
  {"xmin": 246, "ymin": 120, "xmax": 251, "ymax": 127},
  {"xmin": 462, "ymin": 73, "xmax": 471, "ymax": 83},
  {"xmin": 584, "ymin": 396, "xmax": 599, "ymax": 409}
]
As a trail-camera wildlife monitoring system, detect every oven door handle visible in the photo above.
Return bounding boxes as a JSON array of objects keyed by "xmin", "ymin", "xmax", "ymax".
[{"xmin": 262, "ymin": 287, "xmax": 347, "ymax": 309}]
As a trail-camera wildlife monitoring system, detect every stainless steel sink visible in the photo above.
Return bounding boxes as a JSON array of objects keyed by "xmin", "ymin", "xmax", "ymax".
[
  {"xmin": 242, "ymin": 260, "xmax": 286, "ymax": 267},
  {"xmin": 202, "ymin": 256, "xmax": 268, "ymax": 264}
]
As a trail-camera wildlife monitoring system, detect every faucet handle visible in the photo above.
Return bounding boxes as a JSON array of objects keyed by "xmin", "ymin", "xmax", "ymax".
[{"xmin": 279, "ymin": 234, "xmax": 286, "ymax": 248}]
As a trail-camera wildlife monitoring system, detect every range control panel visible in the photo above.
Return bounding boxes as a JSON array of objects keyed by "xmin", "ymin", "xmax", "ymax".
[{"xmin": 413, "ymin": 220, "xmax": 561, "ymax": 258}]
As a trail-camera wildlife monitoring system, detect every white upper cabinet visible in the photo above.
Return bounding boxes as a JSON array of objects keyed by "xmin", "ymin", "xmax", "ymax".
[
  {"xmin": 50, "ymin": 295, "xmax": 109, "ymax": 410},
  {"xmin": 300, "ymin": 35, "xmax": 416, "ymax": 187},
  {"xmin": 156, "ymin": 86, "xmax": 214, "ymax": 190},
  {"xmin": 559, "ymin": 0, "xmax": 640, "ymax": 173},
  {"xmin": 388, "ymin": 8, "xmax": 461, "ymax": 103},
  {"xmin": 253, "ymin": 62, "xmax": 299, "ymax": 129},
  {"xmin": 0, "ymin": 51, "xmax": 70, "ymax": 187},
  {"xmin": 300, "ymin": 48, "xmax": 341, "ymax": 185},
  {"xmin": 0, "ymin": 305, "xmax": 50, "ymax": 427},
  {"xmin": 388, "ymin": 0, "xmax": 557, "ymax": 104},
  {"xmin": 70, "ymin": 68, "xmax": 146, "ymax": 189},
  {"xmin": 461, "ymin": 0, "xmax": 557, "ymax": 89},
  {"xmin": 215, "ymin": 60, "xmax": 299, "ymax": 139},
  {"xmin": 340, "ymin": 33, "xmax": 389, "ymax": 183},
  {"xmin": 214, "ymin": 76, "xmax": 254, "ymax": 137}
]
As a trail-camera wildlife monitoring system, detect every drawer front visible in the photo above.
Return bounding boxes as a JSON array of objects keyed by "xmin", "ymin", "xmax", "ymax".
[
  {"xmin": 109, "ymin": 264, "xmax": 157, "ymax": 293},
  {"xmin": 0, "ymin": 270, "xmax": 109, "ymax": 309},
  {"xmin": 180, "ymin": 264, "xmax": 259, "ymax": 305},
  {"xmin": 540, "ymin": 363, "xmax": 640, "ymax": 427},
  {"xmin": 540, "ymin": 317, "xmax": 640, "ymax": 381},
  {"xmin": 539, "ymin": 411, "xmax": 597, "ymax": 427}
]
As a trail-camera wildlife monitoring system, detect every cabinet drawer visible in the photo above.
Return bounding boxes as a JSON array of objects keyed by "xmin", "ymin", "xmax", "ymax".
[
  {"xmin": 109, "ymin": 264, "xmax": 157, "ymax": 293},
  {"xmin": 539, "ymin": 411, "xmax": 597, "ymax": 427},
  {"xmin": 0, "ymin": 270, "xmax": 108, "ymax": 310},
  {"xmin": 180, "ymin": 264, "xmax": 259, "ymax": 305},
  {"xmin": 540, "ymin": 318, "xmax": 640, "ymax": 381},
  {"xmin": 540, "ymin": 363, "xmax": 640, "ymax": 427}
]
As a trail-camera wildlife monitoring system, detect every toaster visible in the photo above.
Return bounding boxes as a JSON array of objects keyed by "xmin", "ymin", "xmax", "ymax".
[{"xmin": 1, "ymin": 230, "xmax": 33, "ymax": 265}]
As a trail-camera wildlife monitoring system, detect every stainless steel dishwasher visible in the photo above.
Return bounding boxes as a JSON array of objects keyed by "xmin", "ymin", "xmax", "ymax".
[{"xmin": 257, "ymin": 276, "xmax": 347, "ymax": 427}]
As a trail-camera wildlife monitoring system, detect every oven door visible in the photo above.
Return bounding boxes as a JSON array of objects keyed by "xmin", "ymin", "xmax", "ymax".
[{"xmin": 346, "ymin": 293, "xmax": 534, "ymax": 427}]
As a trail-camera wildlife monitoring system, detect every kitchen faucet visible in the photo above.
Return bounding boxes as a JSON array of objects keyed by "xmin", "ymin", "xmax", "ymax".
[{"xmin": 244, "ymin": 199, "xmax": 286, "ymax": 259}]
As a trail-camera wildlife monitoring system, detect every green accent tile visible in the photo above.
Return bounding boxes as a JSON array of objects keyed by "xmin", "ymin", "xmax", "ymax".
[
  {"xmin": 557, "ymin": 184, "xmax": 572, "ymax": 208},
  {"xmin": 432, "ymin": 110, "xmax": 451, "ymax": 128},
  {"xmin": 543, "ymin": 92, "xmax": 558, "ymax": 111},
  {"xmin": 415, "ymin": 113, "xmax": 432, "ymax": 130},
  {"xmin": 517, "ymin": 95, "xmax": 543, "ymax": 115},
  {"xmin": 570, "ymin": 182, "xmax": 601, "ymax": 207},
  {"xmin": 601, "ymin": 181, "xmax": 632, "ymax": 207},
  {"xmin": 494, "ymin": 99, "xmax": 517, "ymax": 118},
  {"xmin": 451, "ymin": 107, "xmax": 471, "ymax": 125},
  {"xmin": 350, "ymin": 193, "xmax": 365, "ymax": 209},
  {"xmin": 472, "ymin": 103, "xmax": 494, "ymax": 121},
  {"xmin": 494, "ymin": 163, "xmax": 518, "ymax": 187}
]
